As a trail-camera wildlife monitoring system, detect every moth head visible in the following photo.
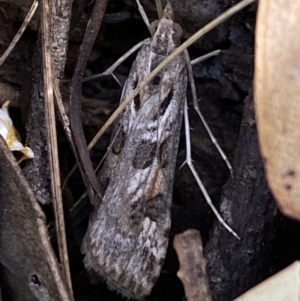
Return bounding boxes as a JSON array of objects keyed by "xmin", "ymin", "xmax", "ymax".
[{"xmin": 150, "ymin": 20, "xmax": 182, "ymax": 41}]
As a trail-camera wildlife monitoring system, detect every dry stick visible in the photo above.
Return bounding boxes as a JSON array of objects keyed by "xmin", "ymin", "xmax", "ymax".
[
  {"xmin": 52, "ymin": 75, "xmax": 82, "ymax": 193},
  {"xmin": 173, "ymin": 230, "xmax": 213, "ymax": 301},
  {"xmin": 0, "ymin": 0, "xmax": 38, "ymax": 66},
  {"xmin": 52, "ymin": 76, "xmax": 75, "ymax": 151},
  {"xmin": 69, "ymin": 0, "xmax": 109, "ymax": 203},
  {"xmin": 86, "ymin": 0, "xmax": 256, "ymax": 156},
  {"xmin": 155, "ymin": 0, "xmax": 163, "ymax": 19},
  {"xmin": 40, "ymin": 0, "xmax": 73, "ymax": 298}
]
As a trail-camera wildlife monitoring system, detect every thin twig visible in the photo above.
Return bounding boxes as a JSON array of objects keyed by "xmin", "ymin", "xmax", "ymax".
[
  {"xmin": 69, "ymin": 0, "xmax": 109, "ymax": 203},
  {"xmin": 0, "ymin": 0, "xmax": 38, "ymax": 66},
  {"xmin": 40, "ymin": 0, "xmax": 73, "ymax": 297},
  {"xmin": 155, "ymin": 0, "xmax": 163, "ymax": 19},
  {"xmin": 52, "ymin": 76, "xmax": 74, "ymax": 150}
]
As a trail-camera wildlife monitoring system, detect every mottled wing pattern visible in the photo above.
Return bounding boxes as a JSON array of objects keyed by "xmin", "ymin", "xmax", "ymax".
[
  {"xmin": 82, "ymin": 4, "xmax": 187, "ymax": 299},
  {"xmin": 95, "ymin": 39, "xmax": 151, "ymax": 208}
]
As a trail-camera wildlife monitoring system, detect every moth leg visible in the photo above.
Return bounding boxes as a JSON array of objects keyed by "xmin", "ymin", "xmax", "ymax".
[
  {"xmin": 184, "ymin": 50, "xmax": 234, "ymax": 178},
  {"xmin": 81, "ymin": 40, "xmax": 146, "ymax": 83},
  {"xmin": 183, "ymin": 97, "xmax": 240, "ymax": 239},
  {"xmin": 190, "ymin": 49, "xmax": 222, "ymax": 66}
]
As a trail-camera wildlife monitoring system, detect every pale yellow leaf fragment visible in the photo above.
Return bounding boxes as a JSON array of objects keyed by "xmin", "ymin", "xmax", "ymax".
[
  {"xmin": 255, "ymin": 0, "xmax": 300, "ymax": 220},
  {"xmin": 0, "ymin": 101, "xmax": 34, "ymax": 163}
]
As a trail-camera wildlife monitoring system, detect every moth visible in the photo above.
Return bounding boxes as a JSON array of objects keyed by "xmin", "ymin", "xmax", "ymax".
[{"xmin": 82, "ymin": 2, "xmax": 187, "ymax": 299}]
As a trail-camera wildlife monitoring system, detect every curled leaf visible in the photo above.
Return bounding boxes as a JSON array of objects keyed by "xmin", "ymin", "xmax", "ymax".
[{"xmin": 0, "ymin": 101, "xmax": 34, "ymax": 163}]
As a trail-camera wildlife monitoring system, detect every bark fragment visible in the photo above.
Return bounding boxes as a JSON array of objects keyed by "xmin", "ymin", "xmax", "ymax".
[
  {"xmin": 205, "ymin": 88, "xmax": 277, "ymax": 301},
  {"xmin": 0, "ymin": 136, "xmax": 71, "ymax": 301}
]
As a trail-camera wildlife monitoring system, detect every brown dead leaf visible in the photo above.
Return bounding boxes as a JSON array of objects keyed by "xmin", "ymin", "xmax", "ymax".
[{"xmin": 255, "ymin": 1, "xmax": 300, "ymax": 220}]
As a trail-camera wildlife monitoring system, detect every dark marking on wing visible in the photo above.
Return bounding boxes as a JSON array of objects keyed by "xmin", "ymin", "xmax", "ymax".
[
  {"xmin": 152, "ymin": 45, "xmax": 167, "ymax": 56},
  {"xmin": 134, "ymin": 93, "xmax": 140, "ymax": 111},
  {"xmin": 150, "ymin": 254, "xmax": 155, "ymax": 262},
  {"xmin": 149, "ymin": 254, "xmax": 155, "ymax": 270},
  {"xmin": 160, "ymin": 88, "xmax": 173, "ymax": 116},
  {"xmin": 151, "ymin": 75, "xmax": 161, "ymax": 86},
  {"xmin": 159, "ymin": 138, "xmax": 169, "ymax": 168},
  {"xmin": 132, "ymin": 79, "xmax": 141, "ymax": 111},
  {"xmin": 130, "ymin": 199, "xmax": 146, "ymax": 226},
  {"xmin": 132, "ymin": 140, "xmax": 156, "ymax": 169},
  {"xmin": 148, "ymin": 124, "xmax": 158, "ymax": 132},
  {"xmin": 142, "ymin": 246, "xmax": 148, "ymax": 257},
  {"xmin": 132, "ymin": 79, "xmax": 138, "ymax": 89},
  {"xmin": 145, "ymin": 194, "xmax": 167, "ymax": 221},
  {"xmin": 112, "ymin": 129, "xmax": 125, "ymax": 155}
]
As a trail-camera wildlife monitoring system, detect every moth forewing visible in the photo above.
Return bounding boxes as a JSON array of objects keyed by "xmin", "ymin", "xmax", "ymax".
[{"xmin": 82, "ymin": 3, "xmax": 187, "ymax": 299}]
